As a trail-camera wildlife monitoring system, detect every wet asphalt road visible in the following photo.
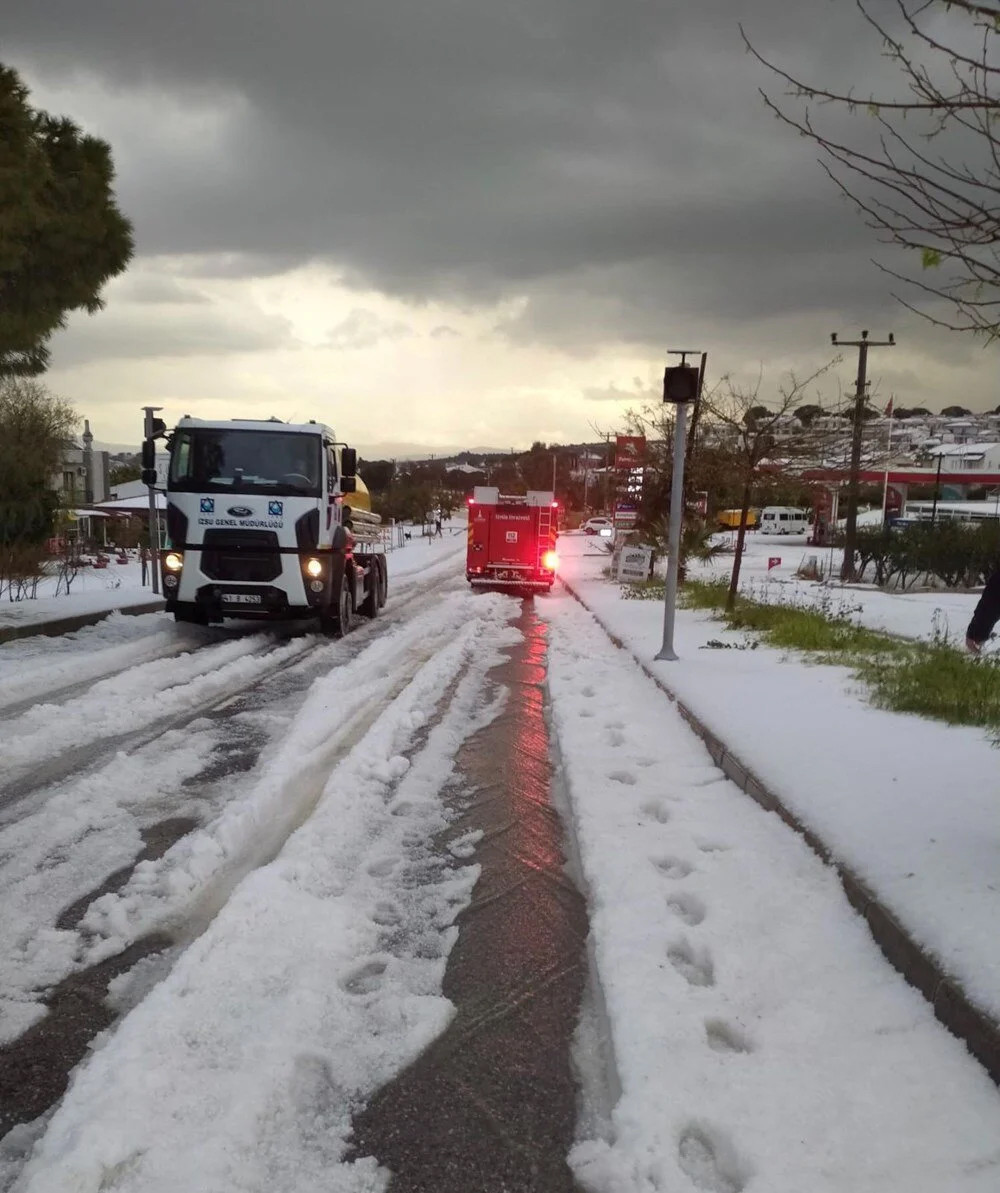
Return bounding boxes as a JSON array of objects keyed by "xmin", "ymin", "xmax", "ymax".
[
  {"xmin": 1, "ymin": 597, "xmax": 593, "ymax": 1186},
  {"xmin": 350, "ymin": 604, "xmax": 590, "ymax": 1192}
]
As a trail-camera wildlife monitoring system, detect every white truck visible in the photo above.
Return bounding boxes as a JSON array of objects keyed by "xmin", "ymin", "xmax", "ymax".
[{"xmin": 160, "ymin": 417, "xmax": 386, "ymax": 635}]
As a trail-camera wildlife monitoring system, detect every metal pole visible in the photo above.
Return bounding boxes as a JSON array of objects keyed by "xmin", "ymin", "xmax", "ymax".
[
  {"xmin": 143, "ymin": 405, "xmax": 162, "ymax": 595},
  {"xmin": 881, "ymin": 404, "xmax": 894, "ymax": 524},
  {"xmin": 830, "ymin": 330, "xmax": 894, "ymax": 581},
  {"xmin": 931, "ymin": 454, "xmax": 943, "ymax": 524},
  {"xmin": 656, "ymin": 402, "xmax": 689, "ymax": 661}
]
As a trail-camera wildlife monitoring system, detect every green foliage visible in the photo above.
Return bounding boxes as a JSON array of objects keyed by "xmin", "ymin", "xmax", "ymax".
[
  {"xmin": 0, "ymin": 377, "xmax": 77, "ymax": 545},
  {"xmin": 683, "ymin": 578, "xmax": 1000, "ymax": 733},
  {"xmin": 858, "ymin": 644, "xmax": 1000, "ymax": 729},
  {"xmin": 853, "ymin": 521, "xmax": 1000, "ymax": 589},
  {"xmin": 0, "ymin": 63, "xmax": 134, "ymax": 375}
]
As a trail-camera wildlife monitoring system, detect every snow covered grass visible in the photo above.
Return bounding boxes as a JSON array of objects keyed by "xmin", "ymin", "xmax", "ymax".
[
  {"xmin": 858, "ymin": 643, "xmax": 1000, "ymax": 730},
  {"xmin": 670, "ymin": 578, "xmax": 1000, "ymax": 733}
]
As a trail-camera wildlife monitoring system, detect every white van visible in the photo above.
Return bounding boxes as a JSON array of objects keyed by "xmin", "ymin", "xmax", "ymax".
[{"xmin": 760, "ymin": 506, "xmax": 809, "ymax": 535}]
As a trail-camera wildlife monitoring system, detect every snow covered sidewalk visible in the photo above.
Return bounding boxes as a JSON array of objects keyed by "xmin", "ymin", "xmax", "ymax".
[
  {"xmin": 541, "ymin": 591, "xmax": 1000, "ymax": 1192},
  {"xmin": 559, "ymin": 534, "xmax": 1000, "ymax": 1082}
]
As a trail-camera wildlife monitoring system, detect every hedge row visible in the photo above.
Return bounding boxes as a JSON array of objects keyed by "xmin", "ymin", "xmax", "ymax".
[{"xmin": 853, "ymin": 521, "xmax": 1000, "ymax": 589}]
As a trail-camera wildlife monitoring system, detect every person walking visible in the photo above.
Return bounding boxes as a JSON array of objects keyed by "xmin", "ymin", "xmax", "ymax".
[
  {"xmin": 434, "ymin": 516, "xmax": 442, "ymax": 537},
  {"xmin": 966, "ymin": 568, "xmax": 1000, "ymax": 653}
]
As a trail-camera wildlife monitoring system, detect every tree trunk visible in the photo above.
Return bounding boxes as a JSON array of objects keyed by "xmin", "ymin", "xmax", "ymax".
[{"xmin": 727, "ymin": 481, "xmax": 752, "ymax": 612}]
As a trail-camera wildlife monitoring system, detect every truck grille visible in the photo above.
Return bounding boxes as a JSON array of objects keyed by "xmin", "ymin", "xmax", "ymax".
[{"xmin": 200, "ymin": 529, "xmax": 281, "ymax": 582}]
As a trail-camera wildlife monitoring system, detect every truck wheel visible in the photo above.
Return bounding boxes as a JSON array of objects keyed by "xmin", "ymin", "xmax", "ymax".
[
  {"xmin": 376, "ymin": 556, "xmax": 387, "ymax": 608},
  {"xmin": 321, "ymin": 575, "xmax": 353, "ymax": 638},
  {"xmin": 359, "ymin": 561, "xmax": 379, "ymax": 619}
]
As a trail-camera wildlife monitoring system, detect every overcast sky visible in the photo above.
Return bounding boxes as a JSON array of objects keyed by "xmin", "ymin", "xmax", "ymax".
[{"xmin": 7, "ymin": 0, "xmax": 997, "ymax": 455}]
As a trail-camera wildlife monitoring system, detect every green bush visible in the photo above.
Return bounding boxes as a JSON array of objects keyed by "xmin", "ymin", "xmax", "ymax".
[{"xmin": 852, "ymin": 521, "xmax": 1000, "ymax": 590}]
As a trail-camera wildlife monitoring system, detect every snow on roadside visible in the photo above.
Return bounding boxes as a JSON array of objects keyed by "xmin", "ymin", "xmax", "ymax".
[
  {"xmin": 0, "ymin": 561, "xmax": 156, "ymax": 631},
  {"xmin": 1, "ymin": 634, "xmax": 313, "ymax": 777},
  {"xmin": 540, "ymin": 592, "xmax": 1000, "ymax": 1193},
  {"xmin": 560, "ymin": 535, "xmax": 1000, "ymax": 1029},
  {"xmin": 15, "ymin": 591, "xmax": 518, "ymax": 1193},
  {"xmin": 77, "ymin": 589, "xmax": 489, "ymax": 961},
  {"xmin": 0, "ymin": 623, "xmax": 191, "ymax": 713},
  {"xmin": 0, "ymin": 730, "xmax": 219, "ymax": 1044},
  {"xmin": 693, "ymin": 530, "xmax": 984, "ymax": 645}
]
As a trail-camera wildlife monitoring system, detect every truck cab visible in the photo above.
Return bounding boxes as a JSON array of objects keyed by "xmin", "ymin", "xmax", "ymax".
[{"xmin": 161, "ymin": 417, "xmax": 386, "ymax": 634}]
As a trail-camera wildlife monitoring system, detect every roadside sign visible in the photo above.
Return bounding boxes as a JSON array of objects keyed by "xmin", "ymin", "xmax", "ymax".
[{"xmin": 617, "ymin": 546, "xmax": 652, "ymax": 582}]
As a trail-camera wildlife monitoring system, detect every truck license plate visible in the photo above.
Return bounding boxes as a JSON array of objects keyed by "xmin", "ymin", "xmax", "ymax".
[{"xmin": 224, "ymin": 593, "xmax": 262, "ymax": 605}]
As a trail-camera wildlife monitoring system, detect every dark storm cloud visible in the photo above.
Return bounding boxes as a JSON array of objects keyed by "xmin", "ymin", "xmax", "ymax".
[{"xmin": 6, "ymin": 0, "xmax": 924, "ymax": 348}]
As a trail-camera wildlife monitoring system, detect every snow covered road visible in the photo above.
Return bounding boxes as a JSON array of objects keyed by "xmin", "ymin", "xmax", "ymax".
[{"xmin": 3, "ymin": 526, "xmax": 1000, "ymax": 1193}]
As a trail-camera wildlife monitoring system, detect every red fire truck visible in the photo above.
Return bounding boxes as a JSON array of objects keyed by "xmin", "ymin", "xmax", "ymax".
[{"xmin": 466, "ymin": 487, "xmax": 559, "ymax": 592}]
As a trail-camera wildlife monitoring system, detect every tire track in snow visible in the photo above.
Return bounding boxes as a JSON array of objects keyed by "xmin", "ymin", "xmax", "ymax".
[{"xmin": 6, "ymin": 593, "xmax": 519, "ymax": 1193}]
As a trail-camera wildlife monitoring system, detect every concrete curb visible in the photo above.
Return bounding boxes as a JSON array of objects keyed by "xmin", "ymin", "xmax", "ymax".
[
  {"xmin": 559, "ymin": 576, "xmax": 1000, "ymax": 1085},
  {"xmin": 0, "ymin": 600, "xmax": 166, "ymax": 645}
]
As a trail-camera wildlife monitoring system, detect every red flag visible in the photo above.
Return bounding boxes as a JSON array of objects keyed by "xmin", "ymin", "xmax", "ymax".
[
  {"xmin": 884, "ymin": 396, "xmax": 894, "ymax": 416},
  {"xmin": 767, "ymin": 557, "xmax": 781, "ymax": 571}
]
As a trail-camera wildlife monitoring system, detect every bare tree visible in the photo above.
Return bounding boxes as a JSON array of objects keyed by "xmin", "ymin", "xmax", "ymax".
[
  {"xmin": 743, "ymin": 1, "xmax": 1000, "ymax": 336},
  {"xmin": 702, "ymin": 364, "xmax": 837, "ymax": 609}
]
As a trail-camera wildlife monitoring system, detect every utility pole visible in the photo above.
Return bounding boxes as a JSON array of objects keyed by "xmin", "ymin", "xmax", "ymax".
[
  {"xmin": 931, "ymin": 451, "xmax": 945, "ymax": 524},
  {"xmin": 655, "ymin": 350, "xmax": 702, "ymax": 662},
  {"xmin": 830, "ymin": 330, "xmax": 895, "ymax": 581},
  {"xmin": 142, "ymin": 406, "xmax": 164, "ymax": 595}
]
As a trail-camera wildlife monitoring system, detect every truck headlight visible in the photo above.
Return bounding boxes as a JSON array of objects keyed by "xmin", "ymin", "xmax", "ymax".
[
  {"xmin": 304, "ymin": 557, "xmax": 323, "ymax": 578},
  {"xmin": 164, "ymin": 552, "xmax": 184, "ymax": 572}
]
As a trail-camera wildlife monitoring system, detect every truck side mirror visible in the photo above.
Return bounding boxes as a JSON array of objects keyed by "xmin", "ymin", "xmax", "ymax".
[{"xmin": 341, "ymin": 447, "xmax": 357, "ymax": 477}]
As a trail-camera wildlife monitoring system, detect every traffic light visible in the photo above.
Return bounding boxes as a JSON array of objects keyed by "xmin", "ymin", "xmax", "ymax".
[
  {"xmin": 662, "ymin": 365, "xmax": 700, "ymax": 404},
  {"xmin": 141, "ymin": 438, "xmax": 157, "ymax": 487}
]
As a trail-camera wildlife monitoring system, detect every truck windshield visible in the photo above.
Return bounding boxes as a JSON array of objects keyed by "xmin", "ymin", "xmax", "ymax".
[{"xmin": 168, "ymin": 429, "xmax": 323, "ymax": 496}]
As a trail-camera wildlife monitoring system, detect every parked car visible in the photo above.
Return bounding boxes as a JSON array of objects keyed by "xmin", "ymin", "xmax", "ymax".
[{"xmin": 581, "ymin": 517, "xmax": 614, "ymax": 537}]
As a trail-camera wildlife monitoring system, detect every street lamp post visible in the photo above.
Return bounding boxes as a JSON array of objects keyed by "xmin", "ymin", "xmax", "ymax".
[{"xmin": 655, "ymin": 351, "xmax": 702, "ymax": 662}]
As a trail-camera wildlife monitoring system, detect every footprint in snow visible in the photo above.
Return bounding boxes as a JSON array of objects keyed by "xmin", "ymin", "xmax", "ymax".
[
  {"xmin": 371, "ymin": 901, "xmax": 403, "ymax": 927},
  {"xmin": 640, "ymin": 800, "xmax": 671, "ymax": 824},
  {"xmin": 367, "ymin": 857, "xmax": 397, "ymax": 879},
  {"xmin": 581, "ymin": 685, "xmax": 595, "ymax": 698},
  {"xmin": 695, "ymin": 839, "xmax": 730, "ymax": 854},
  {"xmin": 340, "ymin": 958, "xmax": 388, "ymax": 996},
  {"xmin": 608, "ymin": 770, "xmax": 637, "ymax": 786},
  {"xmin": 666, "ymin": 891, "xmax": 705, "ymax": 926},
  {"xmin": 636, "ymin": 757, "xmax": 657, "ymax": 769},
  {"xmin": 607, "ymin": 728, "xmax": 626, "ymax": 748},
  {"xmin": 676, "ymin": 1125, "xmax": 747, "ymax": 1193},
  {"xmin": 652, "ymin": 855, "xmax": 694, "ymax": 880},
  {"xmin": 704, "ymin": 1019, "xmax": 753, "ymax": 1054},
  {"xmin": 667, "ymin": 938, "xmax": 715, "ymax": 987}
]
